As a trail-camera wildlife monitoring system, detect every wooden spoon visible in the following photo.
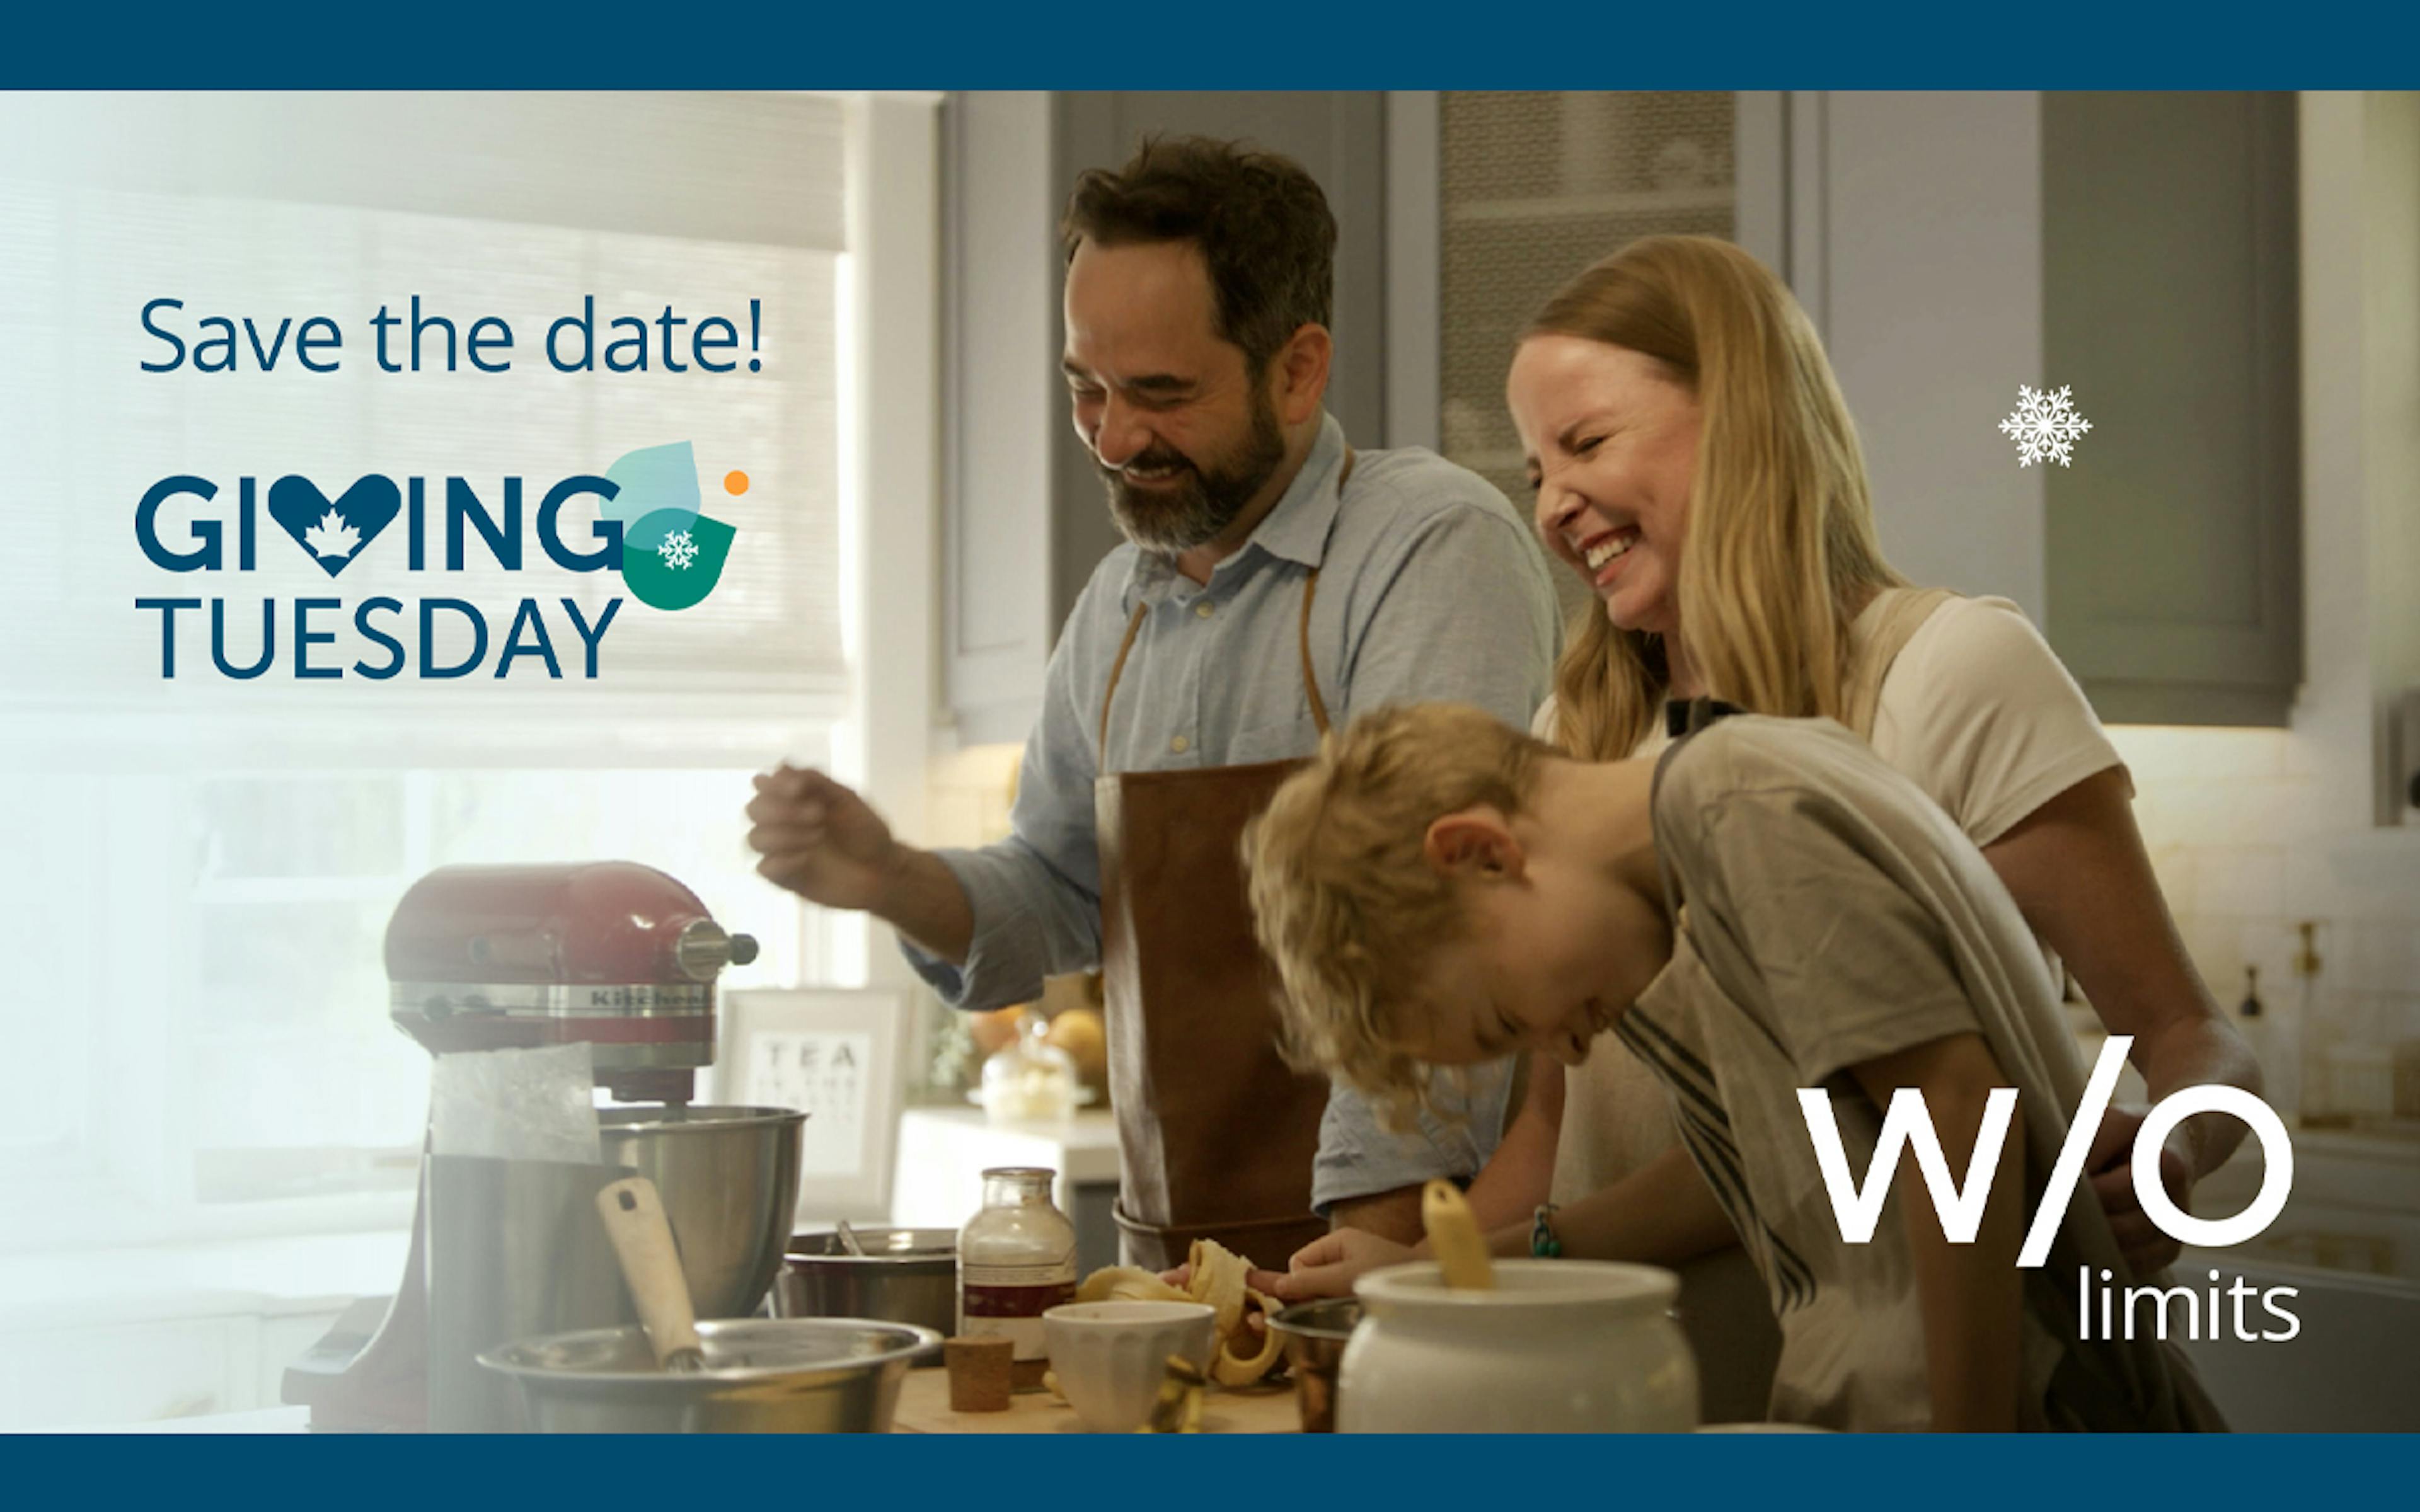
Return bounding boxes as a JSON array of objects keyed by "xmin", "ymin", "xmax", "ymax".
[
  {"xmin": 1422, "ymin": 1179, "xmax": 1495, "ymax": 1291},
  {"xmin": 596, "ymin": 1175, "xmax": 705, "ymax": 1372}
]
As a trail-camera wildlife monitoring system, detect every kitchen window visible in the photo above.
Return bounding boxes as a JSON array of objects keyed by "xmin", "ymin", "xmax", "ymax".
[{"xmin": 0, "ymin": 93, "xmax": 872, "ymax": 1252}]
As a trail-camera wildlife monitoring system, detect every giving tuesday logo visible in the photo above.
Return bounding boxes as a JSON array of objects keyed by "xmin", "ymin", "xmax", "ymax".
[
  {"xmin": 604, "ymin": 440, "xmax": 742, "ymax": 612},
  {"xmin": 270, "ymin": 474, "xmax": 401, "ymax": 575},
  {"xmin": 134, "ymin": 441, "xmax": 743, "ymax": 680},
  {"xmin": 240, "ymin": 440, "xmax": 737, "ymax": 607}
]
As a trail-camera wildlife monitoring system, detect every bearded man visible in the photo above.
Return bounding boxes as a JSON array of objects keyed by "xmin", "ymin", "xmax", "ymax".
[{"xmin": 747, "ymin": 137, "xmax": 1558, "ymax": 1267}]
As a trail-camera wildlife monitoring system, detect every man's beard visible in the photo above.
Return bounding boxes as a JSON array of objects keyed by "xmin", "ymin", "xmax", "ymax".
[{"xmin": 1097, "ymin": 390, "xmax": 1286, "ymax": 556}]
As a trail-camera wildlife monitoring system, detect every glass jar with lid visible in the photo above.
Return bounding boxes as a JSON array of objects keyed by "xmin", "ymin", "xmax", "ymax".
[
  {"xmin": 959, "ymin": 1166, "xmax": 1078, "ymax": 1387},
  {"xmin": 979, "ymin": 1010, "xmax": 1078, "ymax": 1123}
]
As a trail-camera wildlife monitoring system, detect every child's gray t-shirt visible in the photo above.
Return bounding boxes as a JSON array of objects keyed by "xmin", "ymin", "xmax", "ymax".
[{"xmin": 1620, "ymin": 714, "xmax": 2220, "ymax": 1431}]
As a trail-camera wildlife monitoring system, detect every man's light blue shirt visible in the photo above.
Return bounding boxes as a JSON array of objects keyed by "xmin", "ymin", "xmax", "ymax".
[{"xmin": 903, "ymin": 413, "xmax": 1560, "ymax": 1213}]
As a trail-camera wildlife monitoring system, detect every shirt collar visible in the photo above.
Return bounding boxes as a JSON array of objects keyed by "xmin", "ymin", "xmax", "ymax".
[
  {"xmin": 1120, "ymin": 412, "xmax": 1348, "ymax": 610},
  {"xmin": 1248, "ymin": 411, "xmax": 1349, "ymax": 570}
]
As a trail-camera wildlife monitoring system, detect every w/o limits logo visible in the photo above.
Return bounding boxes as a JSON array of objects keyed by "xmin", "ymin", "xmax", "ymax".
[
  {"xmin": 133, "ymin": 441, "xmax": 741, "ymax": 680},
  {"xmin": 1799, "ymin": 1035, "xmax": 2303, "ymax": 1344}
]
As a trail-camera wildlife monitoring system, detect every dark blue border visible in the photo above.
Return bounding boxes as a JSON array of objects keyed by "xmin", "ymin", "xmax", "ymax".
[
  {"xmin": 1, "ymin": 1431, "xmax": 2414, "ymax": 1500},
  {"xmin": 8, "ymin": 1, "xmax": 2420, "ymax": 86}
]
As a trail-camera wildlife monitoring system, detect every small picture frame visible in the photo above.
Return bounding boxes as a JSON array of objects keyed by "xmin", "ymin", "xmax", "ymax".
[{"xmin": 715, "ymin": 987, "xmax": 911, "ymax": 1225}]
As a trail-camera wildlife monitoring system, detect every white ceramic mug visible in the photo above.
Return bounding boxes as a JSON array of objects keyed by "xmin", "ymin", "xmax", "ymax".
[
  {"xmin": 1339, "ymin": 1260, "xmax": 1698, "ymax": 1433},
  {"xmin": 1042, "ymin": 1300, "xmax": 1217, "ymax": 1433}
]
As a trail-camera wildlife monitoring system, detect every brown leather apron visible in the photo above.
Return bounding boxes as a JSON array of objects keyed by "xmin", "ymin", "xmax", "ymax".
[{"xmin": 1093, "ymin": 476, "xmax": 1349, "ymax": 1273}]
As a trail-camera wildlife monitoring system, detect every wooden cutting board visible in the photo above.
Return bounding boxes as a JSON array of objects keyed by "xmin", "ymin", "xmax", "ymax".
[{"xmin": 889, "ymin": 1366, "xmax": 1301, "ymax": 1434}]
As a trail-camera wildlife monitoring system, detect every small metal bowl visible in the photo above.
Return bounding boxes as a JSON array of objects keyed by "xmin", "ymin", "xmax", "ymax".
[
  {"xmin": 774, "ymin": 1229, "xmax": 958, "ymax": 1360},
  {"xmin": 1267, "ymin": 1297, "xmax": 1361, "ymax": 1433},
  {"xmin": 480, "ymin": 1317, "xmax": 940, "ymax": 1433}
]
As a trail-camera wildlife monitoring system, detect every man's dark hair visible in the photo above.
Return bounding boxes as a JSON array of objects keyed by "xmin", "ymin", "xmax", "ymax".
[{"xmin": 1061, "ymin": 135, "xmax": 1335, "ymax": 375}]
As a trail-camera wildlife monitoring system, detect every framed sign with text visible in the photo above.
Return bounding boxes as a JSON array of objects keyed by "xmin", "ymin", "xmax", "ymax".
[{"xmin": 715, "ymin": 987, "xmax": 911, "ymax": 1223}]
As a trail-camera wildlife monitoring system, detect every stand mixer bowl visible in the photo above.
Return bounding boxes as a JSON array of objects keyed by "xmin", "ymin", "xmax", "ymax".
[
  {"xmin": 601, "ymin": 1104, "xmax": 805, "ymax": 1318},
  {"xmin": 423, "ymin": 1104, "xmax": 805, "ymax": 1431}
]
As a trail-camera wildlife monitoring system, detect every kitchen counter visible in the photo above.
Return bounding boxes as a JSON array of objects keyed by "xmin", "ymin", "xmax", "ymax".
[{"xmin": 889, "ymin": 1366, "xmax": 1301, "ymax": 1434}]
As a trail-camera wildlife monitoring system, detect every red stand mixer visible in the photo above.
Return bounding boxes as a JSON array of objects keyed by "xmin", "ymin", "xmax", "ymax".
[
  {"xmin": 384, "ymin": 861, "xmax": 754, "ymax": 1105},
  {"xmin": 284, "ymin": 862, "xmax": 804, "ymax": 1431}
]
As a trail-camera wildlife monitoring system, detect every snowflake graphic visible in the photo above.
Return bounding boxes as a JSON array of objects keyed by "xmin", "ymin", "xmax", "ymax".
[
  {"xmin": 657, "ymin": 529, "xmax": 698, "ymax": 570},
  {"xmin": 1998, "ymin": 384, "xmax": 2094, "ymax": 468}
]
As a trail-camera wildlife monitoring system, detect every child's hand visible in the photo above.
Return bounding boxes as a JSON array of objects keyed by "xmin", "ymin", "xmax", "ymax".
[{"xmin": 1255, "ymin": 1229, "xmax": 1415, "ymax": 1303}]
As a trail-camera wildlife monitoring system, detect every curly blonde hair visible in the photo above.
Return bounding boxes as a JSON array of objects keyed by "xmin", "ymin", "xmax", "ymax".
[
  {"xmin": 1242, "ymin": 703, "xmax": 1555, "ymax": 1126},
  {"xmin": 1527, "ymin": 235, "xmax": 1905, "ymax": 759}
]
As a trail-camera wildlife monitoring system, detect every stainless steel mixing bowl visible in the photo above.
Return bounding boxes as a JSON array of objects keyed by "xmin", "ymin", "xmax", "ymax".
[
  {"xmin": 424, "ymin": 1104, "xmax": 806, "ymax": 1432},
  {"xmin": 599, "ymin": 1104, "xmax": 805, "ymax": 1319},
  {"xmin": 480, "ymin": 1318, "xmax": 940, "ymax": 1433},
  {"xmin": 774, "ymin": 1228, "xmax": 958, "ymax": 1352}
]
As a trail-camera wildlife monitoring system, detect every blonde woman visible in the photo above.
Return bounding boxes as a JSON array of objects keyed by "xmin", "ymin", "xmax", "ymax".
[{"xmin": 1257, "ymin": 236, "xmax": 2258, "ymax": 1416}]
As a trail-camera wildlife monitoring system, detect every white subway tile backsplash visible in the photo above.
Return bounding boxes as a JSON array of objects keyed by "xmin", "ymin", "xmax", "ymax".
[
  {"xmin": 2385, "ymin": 992, "xmax": 2420, "ymax": 1044},
  {"xmin": 2193, "ymin": 845, "xmax": 2288, "ymax": 917},
  {"xmin": 2338, "ymin": 920, "xmax": 2420, "ymax": 995},
  {"xmin": 2235, "ymin": 919, "xmax": 2304, "ymax": 1002},
  {"xmin": 2281, "ymin": 846, "xmax": 2378, "ymax": 923},
  {"xmin": 2146, "ymin": 844, "xmax": 2198, "ymax": 917},
  {"xmin": 2107, "ymin": 724, "xmax": 2290, "ymax": 781},
  {"xmin": 2117, "ymin": 726, "xmax": 2417, "ymax": 1080},
  {"xmin": 2182, "ymin": 919, "xmax": 2248, "ymax": 1002},
  {"xmin": 2153, "ymin": 777, "xmax": 2298, "ymax": 848}
]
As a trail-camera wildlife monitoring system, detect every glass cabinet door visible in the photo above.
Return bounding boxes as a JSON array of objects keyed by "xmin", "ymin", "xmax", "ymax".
[{"xmin": 1438, "ymin": 92, "xmax": 1739, "ymax": 621}]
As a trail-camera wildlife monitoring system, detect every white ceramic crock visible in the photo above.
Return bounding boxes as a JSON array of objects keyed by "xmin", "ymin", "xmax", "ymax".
[
  {"xmin": 1338, "ymin": 1259, "xmax": 1698, "ymax": 1433},
  {"xmin": 1041, "ymin": 1300, "xmax": 1217, "ymax": 1433}
]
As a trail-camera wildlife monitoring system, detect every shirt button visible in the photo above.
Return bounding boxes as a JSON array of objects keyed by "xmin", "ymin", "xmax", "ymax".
[
  {"xmin": 1194, "ymin": 600, "xmax": 1214, "ymax": 619},
  {"xmin": 1170, "ymin": 735, "xmax": 1191, "ymax": 755}
]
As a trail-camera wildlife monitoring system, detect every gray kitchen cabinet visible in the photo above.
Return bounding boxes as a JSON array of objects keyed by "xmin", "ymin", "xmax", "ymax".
[
  {"xmin": 2042, "ymin": 92, "xmax": 2302, "ymax": 726},
  {"xmin": 1785, "ymin": 93, "xmax": 2053, "ymax": 627},
  {"xmin": 940, "ymin": 92, "xmax": 1389, "ymax": 748},
  {"xmin": 1778, "ymin": 91, "xmax": 2302, "ymax": 728}
]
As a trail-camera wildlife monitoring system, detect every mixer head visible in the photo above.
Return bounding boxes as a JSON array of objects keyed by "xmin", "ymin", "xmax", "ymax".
[{"xmin": 384, "ymin": 862, "xmax": 758, "ymax": 1104}]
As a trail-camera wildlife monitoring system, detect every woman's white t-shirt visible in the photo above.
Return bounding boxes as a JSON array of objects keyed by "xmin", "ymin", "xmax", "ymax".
[{"xmin": 1540, "ymin": 592, "xmax": 2124, "ymax": 1202}]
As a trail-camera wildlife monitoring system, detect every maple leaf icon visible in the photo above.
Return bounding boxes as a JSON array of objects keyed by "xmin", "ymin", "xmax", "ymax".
[{"xmin": 302, "ymin": 507, "xmax": 362, "ymax": 560}]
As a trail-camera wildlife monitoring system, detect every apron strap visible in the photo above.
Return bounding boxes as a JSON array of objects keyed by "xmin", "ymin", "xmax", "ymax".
[
  {"xmin": 1098, "ymin": 601, "xmax": 1150, "ymax": 759},
  {"xmin": 1298, "ymin": 567, "xmax": 1330, "ymax": 737},
  {"xmin": 1095, "ymin": 447, "xmax": 1356, "ymax": 756},
  {"xmin": 1298, "ymin": 447, "xmax": 1352, "ymax": 738},
  {"xmin": 1843, "ymin": 586, "xmax": 1956, "ymax": 740}
]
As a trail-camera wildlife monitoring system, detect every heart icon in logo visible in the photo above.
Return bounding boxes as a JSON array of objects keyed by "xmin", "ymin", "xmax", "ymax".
[{"xmin": 266, "ymin": 474, "xmax": 401, "ymax": 578}]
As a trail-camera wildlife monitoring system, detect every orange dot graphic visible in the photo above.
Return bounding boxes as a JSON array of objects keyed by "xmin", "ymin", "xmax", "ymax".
[{"xmin": 723, "ymin": 470, "xmax": 751, "ymax": 496}]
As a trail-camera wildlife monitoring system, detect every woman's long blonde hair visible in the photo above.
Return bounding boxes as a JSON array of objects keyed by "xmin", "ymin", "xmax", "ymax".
[{"xmin": 1528, "ymin": 235, "xmax": 1905, "ymax": 759}]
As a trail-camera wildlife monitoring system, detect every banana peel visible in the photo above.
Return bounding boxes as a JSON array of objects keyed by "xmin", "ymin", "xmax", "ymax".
[
  {"xmin": 1073, "ymin": 1238, "xmax": 1286, "ymax": 1387},
  {"xmin": 1210, "ymin": 1287, "xmax": 1285, "ymax": 1385},
  {"xmin": 1075, "ymin": 1266, "xmax": 1188, "ymax": 1305}
]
